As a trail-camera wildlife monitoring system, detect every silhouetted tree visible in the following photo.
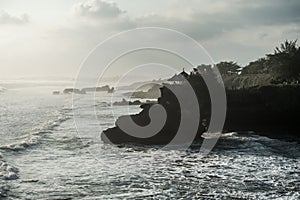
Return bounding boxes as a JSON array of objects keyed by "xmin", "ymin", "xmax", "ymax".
[
  {"xmin": 266, "ymin": 40, "xmax": 300, "ymax": 83},
  {"xmin": 274, "ymin": 40, "xmax": 298, "ymax": 55},
  {"xmin": 216, "ymin": 61, "xmax": 240, "ymax": 75},
  {"xmin": 241, "ymin": 58, "xmax": 268, "ymax": 74}
]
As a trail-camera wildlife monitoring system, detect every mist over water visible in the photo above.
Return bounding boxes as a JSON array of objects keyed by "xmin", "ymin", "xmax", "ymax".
[{"xmin": 0, "ymin": 82, "xmax": 299, "ymax": 199}]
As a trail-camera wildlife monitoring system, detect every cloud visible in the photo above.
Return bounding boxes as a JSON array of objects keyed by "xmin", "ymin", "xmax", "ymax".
[
  {"xmin": 129, "ymin": 0, "xmax": 300, "ymax": 41},
  {"xmin": 68, "ymin": 0, "xmax": 300, "ymax": 42},
  {"xmin": 72, "ymin": 0, "xmax": 125, "ymax": 19},
  {"xmin": 0, "ymin": 10, "xmax": 29, "ymax": 24},
  {"xmin": 59, "ymin": 0, "xmax": 300, "ymax": 66}
]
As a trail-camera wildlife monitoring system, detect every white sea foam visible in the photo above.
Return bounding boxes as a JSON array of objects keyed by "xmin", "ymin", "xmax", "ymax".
[
  {"xmin": 201, "ymin": 132, "xmax": 222, "ymax": 139},
  {"xmin": 0, "ymin": 86, "xmax": 6, "ymax": 93},
  {"xmin": 0, "ymin": 114, "xmax": 70, "ymax": 152},
  {"xmin": 0, "ymin": 157, "xmax": 19, "ymax": 181},
  {"xmin": 221, "ymin": 132, "xmax": 239, "ymax": 137},
  {"xmin": 0, "ymin": 135, "xmax": 39, "ymax": 151}
]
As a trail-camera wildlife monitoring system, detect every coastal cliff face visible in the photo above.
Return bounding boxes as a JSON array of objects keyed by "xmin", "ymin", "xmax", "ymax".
[
  {"xmin": 224, "ymin": 85, "xmax": 300, "ymax": 137},
  {"xmin": 102, "ymin": 71, "xmax": 300, "ymax": 145}
]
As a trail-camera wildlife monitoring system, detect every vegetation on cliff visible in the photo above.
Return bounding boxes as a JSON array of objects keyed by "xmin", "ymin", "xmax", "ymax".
[{"xmin": 221, "ymin": 40, "xmax": 300, "ymax": 87}]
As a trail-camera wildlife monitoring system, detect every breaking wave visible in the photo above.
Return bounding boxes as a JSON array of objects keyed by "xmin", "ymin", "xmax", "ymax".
[
  {"xmin": 0, "ymin": 86, "xmax": 6, "ymax": 93},
  {"xmin": 0, "ymin": 112, "xmax": 71, "ymax": 152},
  {"xmin": 0, "ymin": 153, "xmax": 19, "ymax": 198}
]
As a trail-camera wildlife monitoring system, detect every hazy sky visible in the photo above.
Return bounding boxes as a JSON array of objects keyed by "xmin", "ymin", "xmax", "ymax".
[{"xmin": 0, "ymin": 0, "xmax": 299, "ymax": 79}]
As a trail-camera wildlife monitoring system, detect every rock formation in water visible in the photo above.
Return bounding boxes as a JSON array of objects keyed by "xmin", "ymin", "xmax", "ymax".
[
  {"xmin": 113, "ymin": 98, "xmax": 142, "ymax": 106},
  {"xmin": 60, "ymin": 85, "xmax": 114, "ymax": 95},
  {"xmin": 82, "ymin": 85, "xmax": 111, "ymax": 93},
  {"xmin": 63, "ymin": 88, "xmax": 86, "ymax": 94},
  {"xmin": 52, "ymin": 91, "xmax": 60, "ymax": 95}
]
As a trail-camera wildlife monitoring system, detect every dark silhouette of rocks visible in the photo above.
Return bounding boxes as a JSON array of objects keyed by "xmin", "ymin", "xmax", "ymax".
[
  {"xmin": 52, "ymin": 91, "xmax": 60, "ymax": 95},
  {"xmin": 63, "ymin": 88, "xmax": 86, "ymax": 94},
  {"xmin": 82, "ymin": 85, "xmax": 111, "ymax": 93},
  {"xmin": 224, "ymin": 85, "xmax": 300, "ymax": 140},
  {"xmin": 113, "ymin": 98, "xmax": 141, "ymax": 106},
  {"xmin": 112, "ymin": 99, "xmax": 157, "ymax": 106},
  {"xmin": 102, "ymin": 85, "xmax": 206, "ymax": 145},
  {"xmin": 57, "ymin": 85, "xmax": 114, "ymax": 95},
  {"xmin": 102, "ymin": 40, "xmax": 300, "ymax": 145},
  {"xmin": 0, "ymin": 87, "xmax": 6, "ymax": 93},
  {"xmin": 102, "ymin": 77, "xmax": 209, "ymax": 145},
  {"xmin": 108, "ymin": 87, "xmax": 115, "ymax": 93}
]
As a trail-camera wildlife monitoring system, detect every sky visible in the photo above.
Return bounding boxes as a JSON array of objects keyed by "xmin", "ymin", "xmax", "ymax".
[{"xmin": 0, "ymin": 0, "xmax": 300, "ymax": 80}]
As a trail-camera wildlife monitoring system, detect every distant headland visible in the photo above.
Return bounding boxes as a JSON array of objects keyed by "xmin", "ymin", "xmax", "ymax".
[{"xmin": 53, "ymin": 85, "xmax": 115, "ymax": 95}]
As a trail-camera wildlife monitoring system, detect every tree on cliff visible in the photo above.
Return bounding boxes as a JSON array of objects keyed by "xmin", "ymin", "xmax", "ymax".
[
  {"xmin": 216, "ymin": 61, "xmax": 240, "ymax": 75},
  {"xmin": 241, "ymin": 58, "xmax": 268, "ymax": 75},
  {"xmin": 266, "ymin": 40, "xmax": 300, "ymax": 83},
  {"xmin": 240, "ymin": 40, "xmax": 300, "ymax": 83}
]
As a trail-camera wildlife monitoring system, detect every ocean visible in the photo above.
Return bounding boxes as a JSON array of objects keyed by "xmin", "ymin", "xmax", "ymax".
[{"xmin": 0, "ymin": 81, "xmax": 299, "ymax": 199}]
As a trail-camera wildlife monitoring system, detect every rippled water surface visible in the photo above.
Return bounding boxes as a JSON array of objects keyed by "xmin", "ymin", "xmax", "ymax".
[{"xmin": 0, "ymin": 84, "xmax": 299, "ymax": 199}]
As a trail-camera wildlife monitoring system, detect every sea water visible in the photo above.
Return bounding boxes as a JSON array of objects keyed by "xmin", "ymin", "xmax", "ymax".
[{"xmin": 0, "ymin": 81, "xmax": 299, "ymax": 199}]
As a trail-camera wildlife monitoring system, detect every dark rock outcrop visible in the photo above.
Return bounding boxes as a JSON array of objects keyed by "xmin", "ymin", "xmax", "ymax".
[
  {"xmin": 82, "ymin": 85, "xmax": 115, "ymax": 93},
  {"xmin": 63, "ymin": 88, "xmax": 86, "ymax": 94},
  {"xmin": 108, "ymin": 87, "xmax": 115, "ymax": 93},
  {"xmin": 101, "ymin": 74, "xmax": 210, "ymax": 145},
  {"xmin": 224, "ymin": 85, "xmax": 300, "ymax": 139},
  {"xmin": 52, "ymin": 91, "xmax": 60, "ymax": 95},
  {"xmin": 113, "ymin": 98, "xmax": 141, "ymax": 106},
  {"xmin": 102, "ymin": 86, "xmax": 206, "ymax": 145}
]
